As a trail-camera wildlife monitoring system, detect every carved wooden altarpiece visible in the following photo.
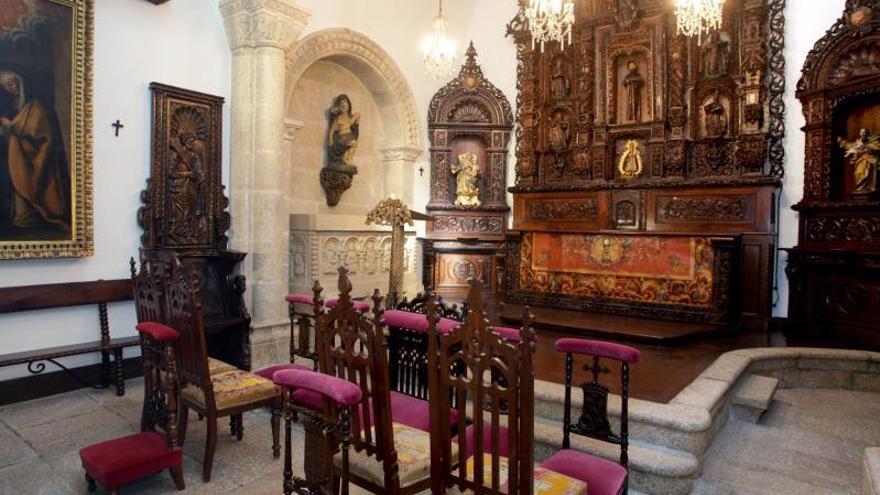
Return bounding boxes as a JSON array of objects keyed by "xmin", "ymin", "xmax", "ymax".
[
  {"xmin": 505, "ymin": 0, "xmax": 786, "ymax": 331},
  {"xmin": 423, "ymin": 43, "xmax": 514, "ymax": 300},
  {"xmin": 138, "ymin": 83, "xmax": 251, "ymax": 369},
  {"xmin": 786, "ymin": 0, "xmax": 880, "ymax": 348}
]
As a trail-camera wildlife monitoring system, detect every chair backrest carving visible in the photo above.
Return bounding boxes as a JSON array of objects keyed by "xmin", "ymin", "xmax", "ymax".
[
  {"xmin": 130, "ymin": 251, "xmax": 170, "ymax": 325},
  {"xmin": 314, "ymin": 267, "xmax": 400, "ymax": 486},
  {"xmin": 165, "ymin": 260, "xmax": 213, "ymax": 405},
  {"xmin": 427, "ymin": 278, "xmax": 536, "ymax": 495}
]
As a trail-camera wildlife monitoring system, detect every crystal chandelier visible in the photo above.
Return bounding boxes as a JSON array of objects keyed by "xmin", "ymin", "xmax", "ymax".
[
  {"xmin": 674, "ymin": 0, "xmax": 725, "ymax": 37},
  {"xmin": 525, "ymin": 0, "xmax": 575, "ymax": 53},
  {"xmin": 422, "ymin": 0, "xmax": 457, "ymax": 80}
]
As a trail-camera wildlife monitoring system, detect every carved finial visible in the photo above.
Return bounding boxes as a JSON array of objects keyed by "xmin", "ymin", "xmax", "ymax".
[
  {"xmin": 466, "ymin": 41, "xmax": 477, "ymax": 64},
  {"xmin": 371, "ymin": 288, "xmax": 384, "ymax": 318},
  {"xmin": 426, "ymin": 292, "xmax": 439, "ymax": 336},
  {"xmin": 312, "ymin": 279, "xmax": 324, "ymax": 308},
  {"xmin": 337, "ymin": 267, "xmax": 352, "ymax": 298},
  {"xmin": 520, "ymin": 306, "xmax": 537, "ymax": 350},
  {"xmin": 129, "ymin": 256, "xmax": 137, "ymax": 279},
  {"xmin": 458, "ymin": 42, "xmax": 485, "ymax": 87}
]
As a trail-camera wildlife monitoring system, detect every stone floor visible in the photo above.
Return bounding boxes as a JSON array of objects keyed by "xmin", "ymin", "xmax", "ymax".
[
  {"xmin": 693, "ymin": 388, "xmax": 880, "ymax": 495},
  {"xmin": 1, "ymin": 381, "xmax": 877, "ymax": 494}
]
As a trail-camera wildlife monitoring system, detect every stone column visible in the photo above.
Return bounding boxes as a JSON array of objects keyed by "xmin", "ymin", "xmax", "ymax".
[
  {"xmin": 220, "ymin": 0, "xmax": 310, "ymax": 368},
  {"xmin": 381, "ymin": 147, "xmax": 423, "ymax": 205}
]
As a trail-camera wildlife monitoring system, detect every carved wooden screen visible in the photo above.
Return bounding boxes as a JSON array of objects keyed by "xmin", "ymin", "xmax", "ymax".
[
  {"xmin": 139, "ymin": 83, "xmax": 229, "ymax": 252},
  {"xmin": 786, "ymin": 0, "xmax": 880, "ymax": 347},
  {"xmin": 504, "ymin": 0, "xmax": 786, "ymax": 329}
]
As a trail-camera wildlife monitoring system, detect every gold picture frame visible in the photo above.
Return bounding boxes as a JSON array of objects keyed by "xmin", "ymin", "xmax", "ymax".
[{"xmin": 0, "ymin": 0, "xmax": 93, "ymax": 259}]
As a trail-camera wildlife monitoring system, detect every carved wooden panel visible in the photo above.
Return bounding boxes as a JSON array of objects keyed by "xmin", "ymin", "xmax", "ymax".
[{"xmin": 435, "ymin": 253, "xmax": 494, "ymax": 291}]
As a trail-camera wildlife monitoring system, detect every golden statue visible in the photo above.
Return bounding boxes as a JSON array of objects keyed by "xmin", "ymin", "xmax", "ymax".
[
  {"xmin": 451, "ymin": 153, "xmax": 482, "ymax": 206},
  {"xmin": 839, "ymin": 128, "xmax": 880, "ymax": 196},
  {"xmin": 617, "ymin": 140, "xmax": 643, "ymax": 180}
]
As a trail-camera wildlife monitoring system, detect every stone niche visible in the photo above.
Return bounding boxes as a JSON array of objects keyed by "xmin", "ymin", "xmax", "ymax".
[{"xmin": 289, "ymin": 214, "xmax": 422, "ymax": 300}]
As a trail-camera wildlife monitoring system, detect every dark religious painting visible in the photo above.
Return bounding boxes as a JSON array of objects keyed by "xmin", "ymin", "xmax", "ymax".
[{"xmin": 0, "ymin": 0, "xmax": 93, "ymax": 259}]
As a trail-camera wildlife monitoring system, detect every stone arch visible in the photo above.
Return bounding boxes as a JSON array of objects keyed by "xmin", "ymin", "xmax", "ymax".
[{"xmin": 285, "ymin": 28, "xmax": 421, "ymax": 150}]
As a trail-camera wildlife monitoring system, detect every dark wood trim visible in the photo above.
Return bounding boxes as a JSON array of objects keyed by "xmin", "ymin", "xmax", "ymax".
[
  {"xmin": 0, "ymin": 356, "xmax": 143, "ymax": 406},
  {"xmin": 0, "ymin": 279, "xmax": 131, "ymax": 313}
]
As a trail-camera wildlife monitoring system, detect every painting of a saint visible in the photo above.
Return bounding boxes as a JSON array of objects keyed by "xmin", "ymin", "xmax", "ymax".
[{"xmin": 0, "ymin": 0, "xmax": 92, "ymax": 258}]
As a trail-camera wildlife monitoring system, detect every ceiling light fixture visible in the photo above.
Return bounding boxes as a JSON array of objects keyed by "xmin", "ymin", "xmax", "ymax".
[
  {"xmin": 674, "ymin": 0, "xmax": 725, "ymax": 37},
  {"xmin": 525, "ymin": 0, "xmax": 575, "ymax": 53},
  {"xmin": 422, "ymin": 0, "xmax": 458, "ymax": 80}
]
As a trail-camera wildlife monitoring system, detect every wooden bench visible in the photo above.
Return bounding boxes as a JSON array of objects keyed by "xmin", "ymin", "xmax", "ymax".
[{"xmin": 0, "ymin": 279, "xmax": 140, "ymax": 396}]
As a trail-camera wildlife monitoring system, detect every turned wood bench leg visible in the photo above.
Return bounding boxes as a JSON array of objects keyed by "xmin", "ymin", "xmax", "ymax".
[{"xmin": 113, "ymin": 348, "xmax": 125, "ymax": 396}]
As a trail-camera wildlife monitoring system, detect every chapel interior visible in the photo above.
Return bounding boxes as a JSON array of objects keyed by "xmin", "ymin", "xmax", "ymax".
[{"xmin": 1, "ymin": 0, "xmax": 879, "ymax": 494}]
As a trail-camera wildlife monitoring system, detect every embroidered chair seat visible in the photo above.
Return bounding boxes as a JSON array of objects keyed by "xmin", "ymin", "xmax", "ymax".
[
  {"xmin": 181, "ymin": 369, "xmax": 280, "ymax": 410},
  {"xmin": 80, "ymin": 431, "xmax": 181, "ymax": 490},
  {"xmin": 446, "ymin": 453, "xmax": 587, "ymax": 495},
  {"xmin": 335, "ymin": 422, "xmax": 457, "ymax": 489},
  {"xmin": 540, "ymin": 449, "xmax": 627, "ymax": 495},
  {"xmin": 208, "ymin": 357, "xmax": 237, "ymax": 375}
]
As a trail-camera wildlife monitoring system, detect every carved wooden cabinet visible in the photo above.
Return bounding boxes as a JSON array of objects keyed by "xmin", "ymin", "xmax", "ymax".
[
  {"xmin": 423, "ymin": 43, "xmax": 514, "ymax": 300},
  {"xmin": 786, "ymin": 0, "xmax": 880, "ymax": 348},
  {"xmin": 505, "ymin": 0, "xmax": 785, "ymax": 331},
  {"xmin": 138, "ymin": 83, "xmax": 252, "ymax": 369}
]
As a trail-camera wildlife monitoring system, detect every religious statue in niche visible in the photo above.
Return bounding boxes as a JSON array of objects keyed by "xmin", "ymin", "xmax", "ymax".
[
  {"xmin": 321, "ymin": 94, "xmax": 361, "ymax": 206},
  {"xmin": 617, "ymin": 140, "xmax": 643, "ymax": 180},
  {"xmin": 167, "ymin": 106, "xmax": 208, "ymax": 243},
  {"xmin": 548, "ymin": 109, "xmax": 571, "ymax": 176},
  {"xmin": 551, "ymin": 57, "xmax": 570, "ymax": 98},
  {"xmin": 451, "ymin": 152, "xmax": 482, "ymax": 206},
  {"xmin": 702, "ymin": 31, "xmax": 730, "ymax": 78},
  {"xmin": 703, "ymin": 90, "xmax": 728, "ymax": 139},
  {"xmin": 839, "ymin": 128, "xmax": 880, "ymax": 197},
  {"xmin": 623, "ymin": 61, "xmax": 644, "ymax": 123}
]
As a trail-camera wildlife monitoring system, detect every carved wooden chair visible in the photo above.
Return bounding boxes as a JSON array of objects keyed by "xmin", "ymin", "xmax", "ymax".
[
  {"xmin": 80, "ymin": 321, "xmax": 184, "ymax": 494},
  {"xmin": 273, "ymin": 368, "xmax": 362, "ymax": 495},
  {"xmin": 542, "ymin": 338, "xmax": 640, "ymax": 495},
  {"xmin": 426, "ymin": 279, "xmax": 589, "ymax": 495},
  {"xmin": 166, "ymin": 261, "xmax": 282, "ymax": 482},
  {"xmin": 308, "ymin": 267, "xmax": 439, "ymax": 495}
]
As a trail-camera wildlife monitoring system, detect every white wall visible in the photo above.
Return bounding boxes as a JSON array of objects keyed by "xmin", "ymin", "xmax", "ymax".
[
  {"xmin": 0, "ymin": 0, "xmax": 851, "ymax": 381},
  {"xmin": 0, "ymin": 0, "xmax": 231, "ymax": 380}
]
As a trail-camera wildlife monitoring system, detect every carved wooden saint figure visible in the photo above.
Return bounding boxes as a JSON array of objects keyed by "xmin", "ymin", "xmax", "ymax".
[
  {"xmin": 839, "ymin": 128, "xmax": 880, "ymax": 196},
  {"xmin": 451, "ymin": 152, "xmax": 482, "ymax": 206},
  {"xmin": 551, "ymin": 57, "xmax": 570, "ymax": 97},
  {"xmin": 702, "ymin": 31, "xmax": 730, "ymax": 78},
  {"xmin": 548, "ymin": 110, "xmax": 570, "ymax": 176},
  {"xmin": 622, "ymin": 61, "xmax": 644, "ymax": 123},
  {"xmin": 326, "ymin": 94, "xmax": 360, "ymax": 173},
  {"xmin": 168, "ymin": 106, "xmax": 208, "ymax": 243},
  {"xmin": 704, "ymin": 90, "xmax": 728, "ymax": 139}
]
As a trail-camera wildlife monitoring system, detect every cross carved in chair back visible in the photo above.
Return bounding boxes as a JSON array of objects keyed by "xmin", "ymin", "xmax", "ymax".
[
  {"xmin": 427, "ymin": 278, "xmax": 537, "ymax": 495},
  {"xmin": 314, "ymin": 267, "xmax": 401, "ymax": 489}
]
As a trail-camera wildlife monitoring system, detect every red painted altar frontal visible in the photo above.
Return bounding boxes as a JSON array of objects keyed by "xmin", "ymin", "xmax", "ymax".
[{"xmin": 520, "ymin": 233, "xmax": 715, "ymax": 308}]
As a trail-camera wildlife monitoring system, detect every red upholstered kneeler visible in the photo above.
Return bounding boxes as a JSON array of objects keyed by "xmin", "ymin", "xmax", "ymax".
[{"xmin": 80, "ymin": 431, "xmax": 183, "ymax": 493}]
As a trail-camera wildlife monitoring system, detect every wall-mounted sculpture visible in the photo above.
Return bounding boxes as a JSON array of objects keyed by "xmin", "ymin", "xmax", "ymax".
[
  {"xmin": 786, "ymin": 0, "xmax": 880, "ymax": 348},
  {"xmin": 504, "ymin": 0, "xmax": 786, "ymax": 331},
  {"xmin": 321, "ymin": 94, "xmax": 361, "ymax": 206},
  {"xmin": 424, "ymin": 42, "xmax": 513, "ymax": 300}
]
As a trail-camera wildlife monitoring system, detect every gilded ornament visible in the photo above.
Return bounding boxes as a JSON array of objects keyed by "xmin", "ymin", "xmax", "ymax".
[{"xmin": 617, "ymin": 140, "xmax": 644, "ymax": 180}]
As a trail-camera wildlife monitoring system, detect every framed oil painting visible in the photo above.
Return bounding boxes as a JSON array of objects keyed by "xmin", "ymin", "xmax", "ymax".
[{"xmin": 0, "ymin": 0, "xmax": 93, "ymax": 259}]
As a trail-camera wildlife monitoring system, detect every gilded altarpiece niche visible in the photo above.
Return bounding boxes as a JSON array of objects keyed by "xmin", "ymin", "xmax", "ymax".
[
  {"xmin": 424, "ymin": 43, "xmax": 513, "ymax": 299},
  {"xmin": 505, "ymin": 0, "xmax": 785, "ymax": 328},
  {"xmin": 786, "ymin": 0, "xmax": 880, "ymax": 347}
]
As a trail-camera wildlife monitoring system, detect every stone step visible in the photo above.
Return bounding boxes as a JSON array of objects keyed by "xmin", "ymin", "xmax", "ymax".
[
  {"xmin": 534, "ymin": 417, "xmax": 701, "ymax": 495},
  {"xmin": 731, "ymin": 374, "xmax": 779, "ymax": 423},
  {"xmin": 864, "ymin": 448, "xmax": 880, "ymax": 495}
]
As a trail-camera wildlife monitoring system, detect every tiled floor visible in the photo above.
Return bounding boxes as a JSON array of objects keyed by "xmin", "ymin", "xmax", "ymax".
[{"xmin": 1, "ymin": 380, "xmax": 876, "ymax": 494}]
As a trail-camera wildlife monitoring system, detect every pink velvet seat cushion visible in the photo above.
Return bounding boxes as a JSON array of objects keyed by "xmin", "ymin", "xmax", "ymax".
[
  {"xmin": 540, "ymin": 449, "xmax": 627, "ymax": 495},
  {"xmin": 80, "ymin": 431, "xmax": 181, "ymax": 489},
  {"xmin": 554, "ymin": 338, "xmax": 641, "ymax": 364},
  {"xmin": 290, "ymin": 388, "xmax": 458, "ymax": 433},
  {"xmin": 325, "ymin": 298, "xmax": 371, "ymax": 313},
  {"xmin": 135, "ymin": 322, "xmax": 179, "ymax": 342},
  {"xmin": 273, "ymin": 369, "xmax": 363, "ymax": 407},
  {"xmin": 382, "ymin": 310, "xmax": 460, "ymax": 334},
  {"xmin": 253, "ymin": 363, "xmax": 311, "ymax": 381},
  {"xmin": 285, "ymin": 293, "xmax": 314, "ymax": 305},
  {"xmin": 454, "ymin": 424, "xmax": 510, "ymax": 459}
]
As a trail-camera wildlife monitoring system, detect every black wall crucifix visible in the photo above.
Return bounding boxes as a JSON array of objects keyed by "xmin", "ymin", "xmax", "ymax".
[{"xmin": 112, "ymin": 120, "xmax": 124, "ymax": 137}]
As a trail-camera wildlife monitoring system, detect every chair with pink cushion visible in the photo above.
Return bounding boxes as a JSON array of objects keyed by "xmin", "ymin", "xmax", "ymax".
[
  {"xmin": 80, "ymin": 322, "xmax": 184, "ymax": 494},
  {"xmin": 273, "ymin": 368, "xmax": 362, "ymax": 495},
  {"xmin": 541, "ymin": 337, "xmax": 641, "ymax": 495}
]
